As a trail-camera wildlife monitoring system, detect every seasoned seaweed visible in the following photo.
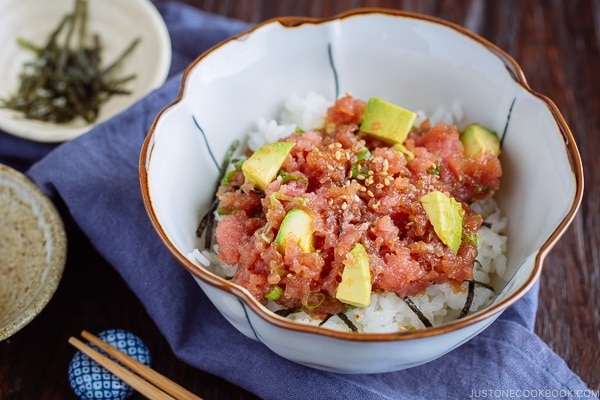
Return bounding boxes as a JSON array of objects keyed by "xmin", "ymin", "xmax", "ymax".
[
  {"xmin": 459, "ymin": 280, "xmax": 476, "ymax": 319},
  {"xmin": 459, "ymin": 280, "xmax": 496, "ymax": 319},
  {"xmin": 196, "ymin": 139, "xmax": 240, "ymax": 248},
  {"xmin": 403, "ymin": 297, "xmax": 433, "ymax": 328},
  {"xmin": 1, "ymin": 0, "xmax": 140, "ymax": 124},
  {"xmin": 335, "ymin": 312, "xmax": 359, "ymax": 332},
  {"xmin": 274, "ymin": 308, "xmax": 301, "ymax": 318}
]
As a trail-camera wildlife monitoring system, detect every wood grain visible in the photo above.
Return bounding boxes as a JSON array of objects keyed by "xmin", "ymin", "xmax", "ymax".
[{"xmin": 1, "ymin": 1, "xmax": 597, "ymax": 398}]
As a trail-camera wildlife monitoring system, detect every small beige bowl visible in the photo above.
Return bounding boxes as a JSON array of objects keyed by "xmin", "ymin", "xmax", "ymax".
[{"xmin": 0, "ymin": 164, "xmax": 67, "ymax": 341}]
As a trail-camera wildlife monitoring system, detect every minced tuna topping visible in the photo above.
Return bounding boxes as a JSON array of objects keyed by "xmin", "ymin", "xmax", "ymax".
[{"xmin": 213, "ymin": 95, "xmax": 502, "ymax": 320}]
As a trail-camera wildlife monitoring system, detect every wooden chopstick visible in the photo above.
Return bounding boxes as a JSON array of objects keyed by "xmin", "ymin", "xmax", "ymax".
[
  {"xmin": 80, "ymin": 330, "xmax": 201, "ymax": 400},
  {"xmin": 68, "ymin": 331, "xmax": 202, "ymax": 400},
  {"xmin": 68, "ymin": 336, "xmax": 176, "ymax": 400}
]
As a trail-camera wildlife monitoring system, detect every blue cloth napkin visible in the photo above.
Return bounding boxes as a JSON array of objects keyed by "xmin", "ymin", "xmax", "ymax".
[{"xmin": 1, "ymin": 2, "xmax": 594, "ymax": 399}]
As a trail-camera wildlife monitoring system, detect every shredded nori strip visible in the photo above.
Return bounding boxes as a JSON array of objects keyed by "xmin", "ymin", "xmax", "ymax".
[
  {"xmin": 195, "ymin": 197, "xmax": 219, "ymax": 241},
  {"xmin": 0, "ymin": 0, "xmax": 140, "ymax": 124},
  {"xmin": 196, "ymin": 139, "xmax": 240, "ymax": 248},
  {"xmin": 318, "ymin": 312, "xmax": 358, "ymax": 332},
  {"xmin": 250, "ymin": 188, "xmax": 266, "ymax": 198},
  {"xmin": 318, "ymin": 314, "xmax": 333, "ymax": 325},
  {"xmin": 459, "ymin": 280, "xmax": 476, "ymax": 319},
  {"xmin": 274, "ymin": 308, "xmax": 301, "ymax": 318},
  {"xmin": 275, "ymin": 309, "xmax": 359, "ymax": 332},
  {"xmin": 335, "ymin": 312, "xmax": 359, "ymax": 332},
  {"xmin": 403, "ymin": 296, "xmax": 433, "ymax": 328},
  {"xmin": 471, "ymin": 279, "xmax": 496, "ymax": 293},
  {"xmin": 459, "ymin": 279, "xmax": 496, "ymax": 319}
]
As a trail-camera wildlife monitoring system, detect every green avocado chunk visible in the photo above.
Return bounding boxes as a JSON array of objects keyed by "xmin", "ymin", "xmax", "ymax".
[
  {"xmin": 275, "ymin": 208, "xmax": 314, "ymax": 253},
  {"xmin": 460, "ymin": 123, "xmax": 501, "ymax": 158},
  {"xmin": 335, "ymin": 243, "xmax": 372, "ymax": 308},
  {"xmin": 242, "ymin": 141, "xmax": 295, "ymax": 191},
  {"xmin": 420, "ymin": 191, "xmax": 465, "ymax": 253},
  {"xmin": 360, "ymin": 97, "xmax": 417, "ymax": 144}
]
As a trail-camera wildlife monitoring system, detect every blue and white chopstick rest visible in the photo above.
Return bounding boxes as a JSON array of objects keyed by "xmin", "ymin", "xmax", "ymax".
[{"xmin": 68, "ymin": 329, "xmax": 151, "ymax": 400}]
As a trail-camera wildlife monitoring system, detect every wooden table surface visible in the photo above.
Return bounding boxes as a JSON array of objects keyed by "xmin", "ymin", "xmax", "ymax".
[{"xmin": 1, "ymin": 1, "xmax": 598, "ymax": 398}]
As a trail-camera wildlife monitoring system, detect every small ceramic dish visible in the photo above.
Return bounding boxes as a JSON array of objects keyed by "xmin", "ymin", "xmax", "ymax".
[
  {"xmin": 0, "ymin": 0, "xmax": 171, "ymax": 142},
  {"xmin": 0, "ymin": 164, "xmax": 67, "ymax": 341},
  {"xmin": 140, "ymin": 9, "xmax": 583, "ymax": 373}
]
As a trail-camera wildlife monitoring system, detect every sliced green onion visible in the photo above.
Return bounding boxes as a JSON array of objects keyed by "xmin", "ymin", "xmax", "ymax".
[
  {"xmin": 220, "ymin": 169, "xmax": 237, "ymax": 185},
  {"xmin": 278, "ymin": 170, "xmax": 308, "ymax": 185},
  {"xmin": 265, "ymin": 285, "xmax": 283, "ymax": 301},
  {"xmin": 350, "ymin": 163, "xmax": 370, "ymax": 179},
  {"xmin": 357, "ymin": 149, "xmax": 372, "ymax": 161},
  {"xmin": 302, "ymin": 292, "xmax": 325, "ymax": 310}
]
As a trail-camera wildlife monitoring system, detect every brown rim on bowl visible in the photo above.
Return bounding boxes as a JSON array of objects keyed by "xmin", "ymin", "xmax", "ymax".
[
  {"xmin": 0, "ymin": 164, "xmax": 67, "ymax": 341},
  {"xmin": 139, "ymin": 8, "xmax": 584, "ymax": 341}
]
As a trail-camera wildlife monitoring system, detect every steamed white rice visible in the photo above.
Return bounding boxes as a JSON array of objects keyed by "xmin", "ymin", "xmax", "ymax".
[{"xmin": 189, "ymin": 93, "xmax": 509, "ymax": 333}]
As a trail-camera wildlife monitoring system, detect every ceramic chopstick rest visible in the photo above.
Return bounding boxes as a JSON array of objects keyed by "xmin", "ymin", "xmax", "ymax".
[{"xmin": 68, "ymin": 329, "xmax": 151, "ymax": 400}]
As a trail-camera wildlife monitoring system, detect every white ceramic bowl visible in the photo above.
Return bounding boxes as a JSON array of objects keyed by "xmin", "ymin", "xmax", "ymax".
[
  {"xmin": 0, "ymin": 0, "xmax": 171, "ymax": 142},
  {"xmin": 0, "ymin": 164, "xmax": 67, "ymax": 341},
  {"xmin": 140, "ymin": 9, "xmax": 583, "ymax": 373}
]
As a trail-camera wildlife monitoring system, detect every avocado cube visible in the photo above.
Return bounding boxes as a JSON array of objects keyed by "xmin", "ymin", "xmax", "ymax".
[
  {"xmin": 242, "ymin": 141, "xmax": 295, "ymax": 190},
  {"xmin": 460, "ymin": 123, "xmax": 501, "ymax": 158},
  {"xmin": 336, "ymin": 243, "xmax": 372, "ymax": 308},
  {"xmin": 360, "ymin": 97, "xmax": 417, "ymax": 144},
  {"xmin": 275, "ymin": 208, "xmax": 314, "ymax": 253},
  {"xmin": 420, "ymin": 191, "xmax": 465, "ymax": 253}
]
